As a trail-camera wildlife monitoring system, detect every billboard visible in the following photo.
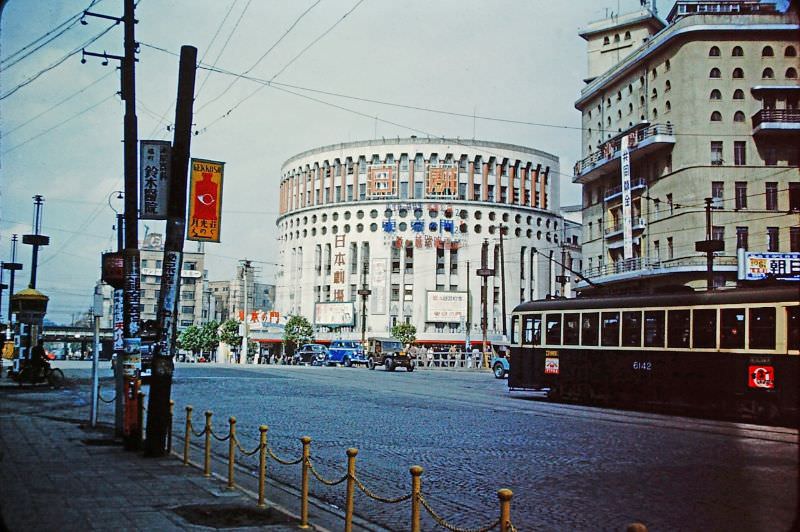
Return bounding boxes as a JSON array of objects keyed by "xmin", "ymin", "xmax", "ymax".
[
  {"xmin": 370, "ymin": 258, "xmax": 387, "ymax": 315},
  {"xmin": 366, "ymin": 165, "xmax": 396, "ymax": 198},
  {"xmin": 314, "ymin": 302, "xmax": 355, "ymax": 327},
  {"xmin": 426, "ymin": 291, "xmax": 468, "ymax": 323},
  {"xmin": 139, "ymin": 140, "xmax": 172, "ymax": 219},
  {"xmin": 426, "ymin": 165, "xmax": 458, "ymax": 198},
  {"xmin": 738, "ymin": 251, "xmax": 800, "ymax": 281},
  {"xmin": 188, "ymin": 158, "xmax": 224, "ymax": 242}
]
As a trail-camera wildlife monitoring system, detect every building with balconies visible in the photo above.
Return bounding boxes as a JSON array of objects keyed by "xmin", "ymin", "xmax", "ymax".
[{"xmin": 574, "ymin": 0, "xmax": 799, "ymax": 293}]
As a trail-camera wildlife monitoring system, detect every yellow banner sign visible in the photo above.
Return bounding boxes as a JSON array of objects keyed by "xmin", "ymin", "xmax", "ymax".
[{"xmin": 188, "ymin": 158, "xmax": 224, "ymax": 242}]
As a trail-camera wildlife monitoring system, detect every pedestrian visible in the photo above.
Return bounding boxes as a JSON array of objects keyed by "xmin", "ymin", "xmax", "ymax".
[
  {"xmin": 472, "ymin": 347, "xmax": 481, "ymax": 369},
  {"xmin": 409, "ymin": 344, "xmax": 418, "ymax": 363},
  {"xmin": 448, "ymin": 344, "xmax": 457, "ymax": 368},
  {"xmin": 425, "ymin": 347, "xmax": 434, "ymax": 367}
]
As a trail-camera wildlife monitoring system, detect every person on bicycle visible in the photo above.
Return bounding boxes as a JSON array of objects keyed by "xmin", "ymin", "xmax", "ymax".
[{"xmin": 30, "ymin": 344, "xmax": 48, "ymax": 377}]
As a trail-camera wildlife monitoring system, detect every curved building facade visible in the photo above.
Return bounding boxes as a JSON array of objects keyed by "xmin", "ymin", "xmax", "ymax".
[{"xmin": 275, "ymin": 137, "xmax": 573, "ymax": 345}]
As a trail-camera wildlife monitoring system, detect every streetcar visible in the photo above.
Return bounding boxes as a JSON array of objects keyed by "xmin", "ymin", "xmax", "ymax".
[{"xmin": 508, "ymin": 285, "xmax": 799, "ymax": 425}]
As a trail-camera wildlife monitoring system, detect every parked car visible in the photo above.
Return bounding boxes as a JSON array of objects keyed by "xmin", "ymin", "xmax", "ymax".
[
  {"xmin": 327, "ymin": 340, "xmax": 367, "ymax": 367},
  {"xmin": 366, "ymin": 337, "xmax": 414, "ymax": 372},
  {"xmin": 292, "ymin": 344, "xmax": 329, "ymax": 366},
  {"xmin": 491, "ymin": 343, "xmax": 511, "ymax": 379}
]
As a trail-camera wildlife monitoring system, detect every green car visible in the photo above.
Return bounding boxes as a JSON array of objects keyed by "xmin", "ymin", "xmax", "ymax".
[{"xmin": 366, "ymin": 337, "xmax": 414, "ymax": 372}]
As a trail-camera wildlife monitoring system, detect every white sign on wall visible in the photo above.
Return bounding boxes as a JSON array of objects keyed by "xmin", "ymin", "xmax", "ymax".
[
  {"xmin": 370, "ymin": 258, "xmax": 387, "ymax": 315},
  {"xmin": 314, "ymin": 302, "xmax": 355, "ymax": 327},
  {"xmin": 426, "ymin": 291, "xmax": 468, "ymax": 323}
]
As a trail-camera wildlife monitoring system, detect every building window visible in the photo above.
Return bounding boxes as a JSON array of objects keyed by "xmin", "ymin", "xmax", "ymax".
[
  {"xmin": 786, "ymin": 46, "xmax": 797, "ymax": 57},
  {"xmin": 735, "ymin": 181, "xmax": 747, "ymax": 209},
  {"xmin": 391, "ymin": 246, "xmax": 400, "ymax": 274},
  {"xmin": 709, "ymin": 68, "xmax": 721, "ymax": 78},
  {"xmin": 391, "ymin": 284, "xmax": 400, "ymax": 302},
  {"xmin": 791, "ymin": 227, "xmax": 800, "ymax": 252},
  {"xmin": 762, "ymin": 68, "xmax": 774, "ymax": 79},
  {"xmin": 790, "ymin": 183, "xmax": 800, "ymax": 211},
  {"xmin": 603, "ymin": 36, "xmax": 610, "ymax": 45},
  {"xmin": 710, "ymin": 141, "xmax": 723, "ymax": 165},
  {"xmin": 651, "ymin": 88, "xmax": 658, "ymax": 99},
  {"xmin": 436, "ymin": 248, "xmax": 445, "ymax": 275},
  {"xmin": 732, "ymin": 68, "xmax": 744, "ymax": 79},
  {"xmin": 732, "ymin": 46, "xmax": 743, "ymax": 57},
  {"xmin": 709, "ymin": 46, "xmax": 720, "ymax": 57},
  {"xmin": 405, "ymin": 245, "xmax": 414, "ymax": 273},
  {"xmin": 712, "ymin": 181, "xmax": 724, "ymax": 208},
  {"xmin": 667, "ymin": 237, "xmax": 674, "ymax": 260},
  {"xmin": 404, "ymin": 284, "xmax": 413, "ymax": 301},
  {"xmin": 736, "ymin": 227, "xmax": 749, "ymax": 250},
  {"xmin": 710, "ymin": 89, "xmax": 721, "ymax": 100},
  {"xmin": 665, "ymin": 101, "xmax": 671, "ymax": 112},
  {"xmin": 734, "ymin": 141, "xmax": 746, "ymax": 165},
  {"xmin": 624, "ymin": 31, "xmax": 631, "ymax": 40},
  {"xmin": 762, "ymin": 46, "xmax": 774, "ymax": 57},
  {"xmin": 712, "ymin": 226, "xmax": 725, "ymax": 249},
  {"xmin": 710, "ymin": 111, "xmax": 722, "ymax": 122},
  {"xmin": 786, "ymin": 67, "xmax": 798, "ymax": 79},
  {"xmin": 733, "ymin": 111, "xmax": 745, "ymax": 122},
  {"xmin": 767, "ymin": 227, "xmax": 779, "ymax": 251},
  {"xmin": 733, "ymin": 89, "xmax": 744, "ymax": 100},
  {"xmin": 765, "ymin": 182, "xmax": 778, "ymax": 210}
]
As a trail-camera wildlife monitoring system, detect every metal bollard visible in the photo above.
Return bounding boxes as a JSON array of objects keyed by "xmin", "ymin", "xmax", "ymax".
[
  {"xmin": 345, "ymin": 448, "xmax": 358, "ymax": 532},
  {"xmin": 183, "ymin": 406, "xmax": 193, "ymax": 465},
  {"xmin": 167, "ymin": 400, "xmax": 174, "ymax": 454},
  {"xmin": 498, "ymin": 489, "xmax": 513, "ymax": 532},
  {"xmin": 204, "ymin": 411, "xmax": 213, "ymax": 477},
  {"xmin": 257, "ymin": 425, "xmax": 268, "ymax": 508},
  {"xmin": 410, "ymin": 465, "xmax": 423, "ymax": 532},
  {"xmin": 227, "ymin": 416, "xmax": 236, "ymax": 489},
  {"xmin": 299, "ymin": 436, "xmax": 312, "ymax": 529},
  {"xmin": 137, "ymin": 391, "xmax": 145, "ymax": 444}
]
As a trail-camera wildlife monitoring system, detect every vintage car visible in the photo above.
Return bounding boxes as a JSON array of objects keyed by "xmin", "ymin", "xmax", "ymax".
[
  {"xmin": 327, "ymin": 339, "xmax": 367, "ymax": 367},
  {"xmin": 490, "ymin": 342, "xmax": 511, "ymax": 379},
  {"xmin": 292, "ymin": 344, "xmax": 329, "ymax": 366},
  {"xmin": 366, "ymin": 337, "xmax": 414, "ymax": 372}
]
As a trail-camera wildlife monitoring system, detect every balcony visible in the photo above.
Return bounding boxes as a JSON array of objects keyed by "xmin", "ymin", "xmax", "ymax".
[
  {"xmin": 580, "ymin": 255, "xmax": 739, "ymax": 282},
  {"xmin": 604, "ymin": 177, "xmax": 647, "ymax": 203},
  {"xmin": 751, "ymin": 109, "xmax": 800, "ymax": 136},
  {"xmin": 604, "ymin": 217, "xmax": 646, "ymax": 239},
  {"xmin": 574, "ymin": 123, "xmax": 675, "ymax": 184}
]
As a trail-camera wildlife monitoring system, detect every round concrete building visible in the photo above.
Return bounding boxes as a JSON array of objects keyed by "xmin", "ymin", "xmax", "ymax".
[{"xmin": 275, "ymin": 137, "xmax": 572, "ymax": 348}]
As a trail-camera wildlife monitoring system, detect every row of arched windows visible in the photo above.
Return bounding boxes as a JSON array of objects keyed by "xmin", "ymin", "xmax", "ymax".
[
  {"xmin": 710, "ymin": 111, "xmax": 747, "ymax": 122},
  {"xmin": 709, "ymin": 45, "xmax": 796, "ymax": 57},
  {"xmin": 603, "ymin": 31, "xmax": 632, "ymax": 45},
  {"xmin": 710, "ymin": 88, "xmax": 745, "ymax": 100},
  {"xmin": 709, "ymin": 67, "xmax": 797, "ymax": 79}
]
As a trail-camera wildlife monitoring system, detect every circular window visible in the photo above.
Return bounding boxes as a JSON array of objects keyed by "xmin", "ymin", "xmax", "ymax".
[
  {"xmin": 357, "ymin": 224, "xmax": 364, "ymax": 233},
  {"xmin": 537, "ymin": 217, "xmax": 542, "ymax": 226},
  {"xmin": 546, "ymin": 219, "xmax": 551, "ymax": 228},
  {"xmin": 370, "ymin": 223, "xmax": 378, "ymax": 232},
  {"xmin": 546, "ymin": 233, "xmax": 552, "ymax": 242},
  {"xmin": 475, "ymin": 224, "xmax": 482, "ymax": 234},
  {"xmin": 459, "ymin": 209, "xmax": 468, "ymax": 220},
  {"xmin": 332, "ymin": 225, "xmax": 338, "ymax": 235},
  {"xmin": 357, "ymin": 210, "xmax": 364, "ymax": 219},
  {"xmin": 311, "ymin": 215, "xmax": 317, "ymax": 223},
  {"xmin": 332, "ymin": 212, "xmax": 339, "ymax": 221},
  {"xmin": 303, "ymin": 229, "xmax": 307, "ymax": 237},
  {"xmin": 526, "ymin": 229, "xmax": 532, "ymax": 238},
  {"xmin": 474, "ymin": 211, "xmax": 482, "ymax": 220},
  {"xmin": 460, "ymin": 223, "xmax": 468, "ymax": 233},
  {"xmin": 429, "ymin": 222, "xmax": 438, "ymax": 232},
  {"xmin": 502, "ymin": 213, "xmax": 509, "ymax": 222},
  {"xmin": 554, "ymin": 234, "xmax": 559, "ymax": 243},
  {"xmin": 488, "ymin": 225, "xmax": 496, "ymax": 235},
  {"xmin": 344, "ymin": 224, "xmax": 351, "ymax": 233},
  {"xmin": 489, "ymin": 212, "xmax": 496, "ymax": 221},
  {"xmin": 429, "ymin": 209, "xmax": 438, "ymax": 218},
  {"xmin": 515, "ymin": 228, "xmax": 521, "ymax": 237},
  {"xmin": 321, "ymin": 227, "xmax": 327, "ymax": 235},
  {"xmin": 322, "ymin": 213, "xmax": 328, "ymax": 222},
  {"xmin": 311, "ymin": 228, "xmax": 317, "ymax": 236},
  {"xmin": 344, "ymin": 211, "xmax": 351, "ymax": 220},
  {"xmin": 537, "ymin": 230, "xmax": 542, "ymax": 239},
  {"xmin": 527, "ymin": 216, "xmax": 532, "ymax": 225},
  {"xmin": 303, "ymin": 216, "xmax": 308, "ymax": 225},
  {"xmin": 444, "ymin": 207, "xmax": 453, "ymax": 218},
  {"xmin": 370, "ymin": 209, "xmax": 378, "ymax": 219},
  {"xmin": 554, "ymin": 222, "xmax": 558, "ymax": 230},
  {"xmin": 399, "ymin": 222, "xmax": 408, "ymax": 231},
  {"xmin": 515, "ymin": 214, "xmax": 521, "ymax": 223},
  {"xmin": 399, "ymin": 208, "xmax": 408, "ymax": 218}
]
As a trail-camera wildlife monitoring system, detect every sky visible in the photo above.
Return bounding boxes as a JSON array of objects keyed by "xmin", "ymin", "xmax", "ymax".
[{"xmin": 0, "ymin": 0, "xmax": 679, "ymax": 324}]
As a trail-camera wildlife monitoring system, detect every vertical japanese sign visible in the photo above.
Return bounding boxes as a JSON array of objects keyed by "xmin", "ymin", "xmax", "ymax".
[
  {"xmin": 370, "ymin": 258, "xmax": 387, "ymax": 315},
  {"xmin": 426, "ymin": 165, "xmax": 458, "ymax": 198},
  {"xmin": 139, "ymin": 140, "xmax": 172, "ymax": 219},
  {"xmin": 620, "ymin": 135, "xmax": 633, "ymax": 260},
  {"xmin": 188, "ymin": 158, "xmax": 224, "ymax": 242},
  {"xmin": 331, "ymin": 235, "xmax": 348, "ymax": 303}
]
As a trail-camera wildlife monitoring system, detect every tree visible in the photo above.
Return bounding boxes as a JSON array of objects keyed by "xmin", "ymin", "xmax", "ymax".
[
  {"xmin": 391, "ymin": 323, "xmax": 417, "ymax": 347},
  {"xmin": 177, "ymin": 325, "xmax": 203, "ymax": 355},
  {"xmin": 200, "ymin": 320, "xmax": 220, "ymax": 356},
  {"xmin": 283, "ymin": 315, "xmax": 314, "ymax": 356},
  {"xmin": 219, "ymin": 319, "xmax": 242, "ymax": 351}
]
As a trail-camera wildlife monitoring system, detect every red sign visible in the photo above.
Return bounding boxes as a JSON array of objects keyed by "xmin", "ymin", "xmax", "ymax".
[
  {"xmin": 102, "ymin": 252, "xmax": 125, "ymax": 289},
  {"xmin": 188, "ymin": 158, "xmax": 224, "ymax": 242},
  {"xmin": 748, "ymin": 365, "xmax": 775, "ymax": 389}
]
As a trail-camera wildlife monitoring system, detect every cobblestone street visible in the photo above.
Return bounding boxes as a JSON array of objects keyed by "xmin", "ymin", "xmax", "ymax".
[{"xmin": 136, "ymin": 363, "xmax": 798, "ymax": 531}]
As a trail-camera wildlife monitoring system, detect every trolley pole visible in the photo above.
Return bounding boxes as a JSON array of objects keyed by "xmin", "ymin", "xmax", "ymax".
[
  {"xmin": 357, "ymin": 263, "xmax": 371, "ymax": 347},
  {"xmin": 695, "ymin": 198, "xmax": 723, "ymax": 292},
  {"xmin": 498, "ymin": 225, "xmax": 507, "ymax": 339},
  {"xmin": 476, "ymin": 240, "xmax": 495, "ymax": 368}
]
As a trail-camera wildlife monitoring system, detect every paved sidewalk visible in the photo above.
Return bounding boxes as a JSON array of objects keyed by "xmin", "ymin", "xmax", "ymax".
[{"xmin": 0, "ymin": 371, "xmax": 357, "ymax": 531}]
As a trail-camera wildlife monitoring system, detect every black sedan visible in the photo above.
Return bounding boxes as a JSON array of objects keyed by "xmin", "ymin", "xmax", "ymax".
[{"xmin": 292, "ymin": 344, "xmax": 329, "ymax": 366}]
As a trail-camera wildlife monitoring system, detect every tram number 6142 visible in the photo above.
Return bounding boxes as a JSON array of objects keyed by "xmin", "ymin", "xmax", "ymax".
[{"xmin": 633, "ymin": 361, "xmax": 652, "ymax": 371}]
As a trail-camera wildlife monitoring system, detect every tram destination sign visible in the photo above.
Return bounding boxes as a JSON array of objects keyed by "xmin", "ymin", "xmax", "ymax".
[{"xmin": 738, "ymin": 251, "xmax": 800, "ymax": 281}]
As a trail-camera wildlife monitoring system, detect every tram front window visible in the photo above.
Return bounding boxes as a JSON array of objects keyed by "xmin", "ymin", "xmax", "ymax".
[
  {"xmin": 750, "ymin": 307, "xmax": 776, "ymax": 350},
  {"xmin": 622, "ymin": 311, "xmax": 642, "ymax": 347},
  {"xmin": 668, "ymin": 310, "xmax": 690, "ymax": 348},
  {"xmin": 546, "ymin": 314, "xmax": 562, "ymax": 345}
]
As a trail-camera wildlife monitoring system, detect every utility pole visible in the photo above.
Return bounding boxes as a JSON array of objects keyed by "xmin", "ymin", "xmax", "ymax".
[
  {"xmin": 498, "ymin": 225, "xmax": 507, "ymax": 339},
  {"xmin": 145, "ymin": 45, "xmax": 197, "ymax": 457},
  {"xmin": 240, "ymin": 260, "xmax": 251, "ymax": 364},
  {"xmin": 695, "ymin": 198, "xmax": 723, "ymax": 291},
  {"xmin": 476, "ymin": 240, "xmax": 495, "ymax": 369},
  {"xmin": 465, "ymin": 261, "xmax": 471, "ymax": 352},
  {"xmin": 3, "ymin": 235, "xmax": 22, "ymax": 332},
  {"xmin": 21, "ymin": 196, "xmax": 50, "ymax": 356},
  {"xmin": 357, "ymin": 263, "xmax": 371, "ymax": 347}
]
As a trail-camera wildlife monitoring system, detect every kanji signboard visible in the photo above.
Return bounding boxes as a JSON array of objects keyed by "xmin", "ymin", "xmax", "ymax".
[
  {"xmin": 366, "ymin": 165, "xmax": 396, "ymax": 198},
  {"xmin": 426, "ymin": 165, "xmax": 458, "ymax": 198},
  {"xmin": 188, "ymin": 158, "xmax": 224, "ymax": 242},
  {"xmin": 139, "ymin": 140, "xmax": 172, "ymax": 219}
]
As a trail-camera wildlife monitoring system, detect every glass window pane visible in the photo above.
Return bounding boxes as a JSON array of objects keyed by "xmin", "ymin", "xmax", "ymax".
[
  {"xmin": 622, "ymin": 311, "xmax": 642, "ymax": 347},
  {"xmin": 601, "ymin": 312, "xmax": 620, "ymax": 346},
  {"xmin": 581, "ymin": 312, "xmax": 599, "ymax": 346},
  {"xmin": 720, "ymin": 308, "xmax": 745, "ymax": 349},
  {"xmin": 644, "ymin": 310, "xmax": 665, "ymax": 347},
  {"xmin": 749, "ymin": 307, "xmax": 776, "ymax": 349},
  {"xmin": 692, "ymin": 309, "xmax": 717, "ymax": 348},
  {"xmin": 563, "ymin": 313, "xmax": 580, "ymax": 345},
  {"xmin": 787, "ymin": 306, "xmax": 799, "ymax": 351},
  {"xmin": 523, "ymin": 314, "xmax": 541, "ymax": 345},
  {"xmin": 668, "ymin": 310, "xmax": 690, "ymax": 348},
  {"xmin": 546, "ymin": 314, "xmax": 562, "ymax": 345},
  {"xmin": 511, "ymin": 316, "xmax": 517, "ymax": 345}
]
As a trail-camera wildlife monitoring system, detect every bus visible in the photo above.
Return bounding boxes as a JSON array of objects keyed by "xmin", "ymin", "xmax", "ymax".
[{"xmin": 509, "ymin": 285, "xmax": 799, "ymax": 424}]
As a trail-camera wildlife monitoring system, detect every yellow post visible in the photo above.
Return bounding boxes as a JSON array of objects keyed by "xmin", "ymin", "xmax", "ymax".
[
  {"xmin": 257, "ymin": 425, "xmax": 268, "ymax": 508},
  {"xmin": 204, "ymin": 411, "xmax": 213, "ymax": 477},
  {"xmin": 410, "ymin": 465, "xmax": 423, "ymax": 532},
  {"xmin": 167, "ymin": 400, "xmax": 174, "ymax": 454},
  {"xmin": 498, "ymin": 489, "xmax": 513, "ymax": 532},
  {"xmin": 344, "ymin": 448, "xmax": 358, "ymax": 532},
  {"xmin": 227, "ymin": 416, "xmax": 236, "ymax": 489},
  {"xmin": 137, "ymin": 391, "xmax": 145, "ymax": 443},
  {"xmin": 299, "ymin": 436, "xmax": 312, "ymax": 529},
  {"xmin": 183, "ymin": 406, "xmax": 193, "ymax": 465}
]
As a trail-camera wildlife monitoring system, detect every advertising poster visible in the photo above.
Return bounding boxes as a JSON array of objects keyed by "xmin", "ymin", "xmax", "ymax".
[
  {"xmin": 370, "ymin": 258, "xmax": 387, "ymax": 315},
  {"xmin": 366, "ymin": 165, "xmax": 396, "ymax": 198},
  {"xmin": 139, "ymin": 140, "xmax": 172, "ymax": 220},
  {"xmin": 426, "ymin": 291, "xmax": 468, "ymax": 323},
  {"xmin": 188, "ymin": 158, "xmax": 224, "ymax": 242},
  {"xmin": 426, "ymin": 165, "xmax": 458, "ymax": 198},
  {"xmin": 314, "ymin": 302, "xmax": 355, "ymax": 327}
]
